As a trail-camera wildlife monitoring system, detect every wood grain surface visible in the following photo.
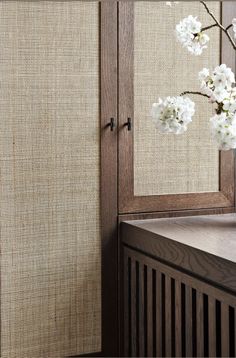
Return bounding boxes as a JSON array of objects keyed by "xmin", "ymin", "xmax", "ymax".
[
  {"xmin": 100, "ymin": 2, "xmax": 118, "ymax": 356},
  {"xmin": 122, "ymin": 213, "xmax": 236, "ymax": 293},
  {"xmin": 123, "ymin": 246, "xmax": 236, "ymax": 357}
]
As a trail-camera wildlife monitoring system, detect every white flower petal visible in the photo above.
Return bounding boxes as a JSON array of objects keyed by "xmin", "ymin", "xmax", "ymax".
[
  {"xmin": 151, "ymin": 96, "xmax": 195, "ymax": 134},
  {"xmin": 210, "ymin": 112, "xmax": 236, "ymax": 150},
  {"xmin": 175, "ymin": 16, "xmax": 209, "ymax": 55}
]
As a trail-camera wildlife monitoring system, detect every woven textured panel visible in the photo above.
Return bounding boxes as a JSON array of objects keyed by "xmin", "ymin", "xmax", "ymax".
[
  {"xmin": 0, "ymin": 1, "xmax": 100, "ymax": 357},
  {"xmin": 134, "ymin": 1, "xmax": 220, "ymax": 196}
]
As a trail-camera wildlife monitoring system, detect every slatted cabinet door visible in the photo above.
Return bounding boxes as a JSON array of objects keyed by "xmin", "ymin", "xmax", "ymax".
[{"xmin": 123, "ymin": 247, "xmax": 236, "ymax": 357}]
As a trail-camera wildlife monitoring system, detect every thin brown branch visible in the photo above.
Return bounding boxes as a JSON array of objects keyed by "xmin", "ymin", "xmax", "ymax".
[
  {"xmin": 226, "ymin": 24, "xmax": 233, "ymax": 31},
  {"xmin": 201, "ymin": 23, "xmax": 217, "ymax": 32},
  {"xmin": 200, "ymin": 1, "xmax": 224, "ymax": 30},
  {"xmin": 200, "ymin": 1, "xmax": 236, "ymax": 50},
  {"xmin": 180, "ymin": 91, "xmax": 211, "ymax": 99}
]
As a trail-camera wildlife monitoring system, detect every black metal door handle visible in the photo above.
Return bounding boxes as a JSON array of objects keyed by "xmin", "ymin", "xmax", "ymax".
[
  {"xmin": 108, "ymin": 118, "xmax": 116, "ymax": 131},
  {"xmin": 124, "ymin": 118, "xmax": 132, "ymax": 131}
]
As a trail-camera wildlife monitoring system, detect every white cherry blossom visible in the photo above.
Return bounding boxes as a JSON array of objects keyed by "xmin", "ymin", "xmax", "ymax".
[
  {"xmin": 210, "ymin": 112, "xmax": 236, "ymax": 150},
  {"xmin": 199, "ymin": 64, "xmax": 234, "ymax": 102},
  {"xmin": 212, "ymin": 64, "xmax": 235, "ymax": 89},
  {"xmin": 223, "ymin": 97, "xmax": 236, "ymax": 113},
  {"xmin": 151, "ymin": 96, "xmax": 195, "ymax": 134},
  {"xmin": 151, "ymin": 6, "xmax": 236, "ymax": 150},
  {"xmin": 198, "ymin": 68, "xmax": 210, "ymax": 84},
  {"xmin": 212, "ymin": 87, "xmax": 230, "ymax": 102},
  {"xmin": 176, "ymin": 16, "xmax": 209, "ymax": 55}
]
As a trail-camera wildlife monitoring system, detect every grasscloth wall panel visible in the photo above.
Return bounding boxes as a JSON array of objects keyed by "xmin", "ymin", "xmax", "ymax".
[
  {"xmin": 134, "ymin": 1, "xmax": 221, "ymax": 196},
  {"xmin": 0, "ymin": 1, "xmax": 100, "ymax": 357}
]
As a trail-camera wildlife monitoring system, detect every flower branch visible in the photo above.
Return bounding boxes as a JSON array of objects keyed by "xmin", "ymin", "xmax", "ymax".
[
  {"xmin": 200, "ymin": 1, "xmax": 224, "ymax": 30},
  {"xmin": 151, "ymin": 2, "xmax": 236, "ymax": 150},
  {"xmin": 226, "ymin": 24, "xmax": 233, "ymax": 31},
  {"xmin": 200, "ymin": 1, "xmax": 236, "ymax": 50},
  {"xmin": 180, "ymin": 91, "xmax": 210, "ymax": 99},
  {"xmin": 201, "ymin": 23, "xmax": 217, "ymax": 32}
]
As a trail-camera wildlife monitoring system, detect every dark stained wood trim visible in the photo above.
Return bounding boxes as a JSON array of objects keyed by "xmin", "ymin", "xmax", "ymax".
[
  {"xmin": 118, "ymin": 206, "xmax": 234, "ymax": 223},
  {"xmin": 100, "ymin": 2, "xmax": 118, "ymax": 356},
  {"xmin": 221, "ymin": 2, "xmax": 236, "ymax": 207},
  {"xmin": 120, "ymin": 192, "xmax": 233, "ymax": 214},
  {"xmin": 175, "ymin": 280, "xmax": 182, "ymax": 357},
  {"xmin": 221, "ymin": 303, "xmax": 230, "ymax": 357},
  {"xmin": 123, "ymin": 250, "xmax": 129, "ymax": 357},
  {"xmin": 118, "ymin": 7, "xmax": 134, "ymax": 355},
  {"xmin": 185, "ymin": 286, "xmax": 193, "ymax": 357},
  {"xmin": 130, "ymin": 258, "xmax": 137, "ymax": 356},
  {"xmin": 121, "ymin": 220, "xmax": 236, "ymax": 294},
  {"xmin": 123, "ymin": 244, "xmax": 236, "ymax": 308},
  {"xmin": 155, "ymin": 270, "xmax": 162, "ymax": 357},
  {"xmin": 123, "ymin": 245, "xmax": 236, "ymax": 356},
  {"xmin": 118, "ymin": 1, "xmax": 134, "ymax": 212},
  {"xmin": 208, "ymin": 296, "xmax": 216, "ymax": 358},
  {"xmin": 146, "ymin": 266, "xmax": 153, "ymax": 357},
  {"xmin": 165, "ymin": 276, "xmax": 172, "ymax": 357},
  {"xmin": 221, "ymin": 2, "xmax": 236, "ymax": 213},
  {"xmin": 118, "ymin": 1, "xmax": 235, "ymax": 215},
  {"xmin": 196, "ymin": 291, "xmax": 204, "ymax": 358}
]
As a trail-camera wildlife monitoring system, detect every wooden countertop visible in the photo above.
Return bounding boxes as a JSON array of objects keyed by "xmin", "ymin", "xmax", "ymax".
[{"xmin": 121, "ymin": 213, "xmax": 236, "ymax": 293}]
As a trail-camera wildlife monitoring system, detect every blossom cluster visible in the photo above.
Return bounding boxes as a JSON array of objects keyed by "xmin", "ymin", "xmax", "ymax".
[
  {"xmin": 176, "ymin": 15, "xmax": 236, "ymax": 54},
  {"xmin": 199, "ymin": 64, "xmax": 235, "ymax": 102},
  {"xmin": 150, "ymin": 4, "xmax": 236, "ymax": 150},
  {"xmin": 176, "ymin": 15, "xmax": 209, "ymax": 55},
  {"xmin": 151, "ymin": 64, "xmax": 236, "ymax": 150},
  {"xmin": 210, "ymin": 112, "xmax": 236, "ymax": 150},
  {"xmin": 197, "ymin": 64, "xmax": 236, "ymax": 149},
  {"xmin": 151, "ymin": 96, "xmax": 195, "ymax": 134}
]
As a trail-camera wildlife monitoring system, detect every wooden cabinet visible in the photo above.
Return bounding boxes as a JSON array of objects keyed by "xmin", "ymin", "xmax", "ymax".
[
  {"xmin": 121, "ymin": 214, "xmax": 236, "ymax": 357},
  {"xmin": 118, "ymin": 1, "xmax": 235, "ymax": 214},
  {"xmin": 1, "ymin": 1, "xmax": 236, "ymax": 357}
]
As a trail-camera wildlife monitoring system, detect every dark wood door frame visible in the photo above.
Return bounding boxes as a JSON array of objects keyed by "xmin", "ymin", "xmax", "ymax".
[
  {"xmin": 118, "ymin": 1, "xmax": 236, "ymax": 214},
  {"xmin": 101, "ymin": 2, "xmax": 236, "ymax": 357},
  {"xmin": 101, "ymin": 2, "xmax": 119, "ymax": 357}
]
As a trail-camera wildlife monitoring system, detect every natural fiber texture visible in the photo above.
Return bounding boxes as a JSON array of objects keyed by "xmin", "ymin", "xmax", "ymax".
[
  {"xmin": 0, "ymin": 1, "xmax": 100, "ymax": 357},
  {"xmin": 134, "ymin": 1, "xmax": 220, "ymax": 196}
]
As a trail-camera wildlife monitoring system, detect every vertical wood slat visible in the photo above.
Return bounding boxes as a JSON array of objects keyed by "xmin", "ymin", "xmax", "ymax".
[
  {"xmin": 196, "ymin": 291, "xmax": 204, "ymax": 357},
  {"xmin": 165, "ymin": 276, "xmax": 172, "ymax": 358},
  {"xmin": 185, "ymin": 286, "xmax": 193, "ymax": 357},
  {"xmin": 221, "ymin": 303, "xmax": 229, "ymax": 357},
  {"xmin": 100, "ymin": 2, "xmax": 118, "ymax": 356},
  {"xmin": 208, "ymin": 296, "xmax": 216, "ymax": 358},
  {"xmin": 175, "ymin": 280, "xmax": 182, "ymax": 357},
  {"xmin": 123, "ymin": 247, "xmax": 236, "ymax": 358},
  {"xmin": 118, "ymin": 1, "xmax": 134, "ymax": 213},
  {"xmin": 131, "ymin": 259, "xmax": 137, "ymax": 357},
  {"xmin": 123, "ymin": 255, "xmax": 129, "ymax": 357},
  {"xmin": 156, "ymin": 270, "xmax": 162, "ymax": 357},
  {"xmin": 138, "ymin": 263, "xmax": 145, "ymax": 357},
  {"xmin": 147, "ymin": 267, "xmax": 153, "ymax": 357}
]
